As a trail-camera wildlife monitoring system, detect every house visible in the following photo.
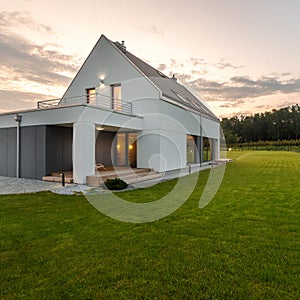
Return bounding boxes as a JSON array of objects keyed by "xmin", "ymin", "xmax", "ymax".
[{"xmin": 0, "ymin": 34, "xmax": 220, "ymax": 184}]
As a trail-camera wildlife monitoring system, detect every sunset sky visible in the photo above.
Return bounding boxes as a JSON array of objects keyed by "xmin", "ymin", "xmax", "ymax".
[{"xmin": 1, "ymin": 0, "xmax": 300, "ymax": 118}]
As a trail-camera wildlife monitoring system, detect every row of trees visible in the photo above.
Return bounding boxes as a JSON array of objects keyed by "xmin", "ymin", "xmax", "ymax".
[{"xmin": 221, "ymin": 105, "xmax": 300, "ymax": 144}]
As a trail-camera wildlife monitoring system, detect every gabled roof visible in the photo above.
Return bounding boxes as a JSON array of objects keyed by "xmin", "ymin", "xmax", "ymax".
[{"xmin": 113, "ymin": 41, "xmax": 219, "ymax": 120}]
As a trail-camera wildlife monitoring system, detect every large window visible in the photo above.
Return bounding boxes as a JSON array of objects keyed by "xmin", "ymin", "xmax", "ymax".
[
  {"xmin": 203, "ymin": 137, "xmax": 212, "ymax": 161},
  {"xmin": 111, "ymin": 84, "xmax": 122, "ymax": 112},
  {"xmin": 187, "ymin": 135, "xmax": 196, "ymax": 164},
  {"xmin": 86, "ymin": 87, "xmax": 96, "ymax": 104}
]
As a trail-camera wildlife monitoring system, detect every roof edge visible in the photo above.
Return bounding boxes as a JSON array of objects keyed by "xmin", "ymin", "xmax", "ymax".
[
  {"xmin": 108, "ymin": 38, "xmax": 163, "ymax": 98},
  {"xmin": 59, "ymin": 34, "xmax": 108, "ymax": 104}
]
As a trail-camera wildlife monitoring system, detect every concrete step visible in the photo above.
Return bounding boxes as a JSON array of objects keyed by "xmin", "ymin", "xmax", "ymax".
[
  {"xmin": 125, "ymin": 173, "xmax": 162, "ymax": 184},
  {"xmin": 99, "ymin": 171, "xmax": 156, "ymax": 183},
  {"xmin": 86, "ymin": 170, "xmax": 162, "ymax": 187},
  {"xmin": 96, "ymin": 168, "xmax": 151, "ymax": 177}
]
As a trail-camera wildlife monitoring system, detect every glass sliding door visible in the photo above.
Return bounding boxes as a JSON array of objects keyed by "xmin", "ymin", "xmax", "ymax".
[
  {"xmin": 116, "ymin": 133, "xmax": 126, "ymax": 165},
  {"xmin": 187, "ymin": 135, "xmax": 196, "ymax": 164},
  {"xmin": 128, "ymin": 133, "xmax": 137, "ymax": 167},
  {"xmin": 115, "ymin": 132, "xmax": 137, "ymax": 167},
  {"xmin": 203, "ymin": 137, "xmax": 212, "ymax": 161}
]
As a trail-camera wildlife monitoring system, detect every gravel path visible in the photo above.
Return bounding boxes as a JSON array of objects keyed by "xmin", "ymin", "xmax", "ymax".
[
  {"xmin": 0, "ymin": 165, "xmax": 214, "ymax": 195},
  {"xmin": 0, "ymin": 176, "xmax": 156, "ymax": 195},
  {"xmin": 0, "ymin": 176, "xmax": 99, "ymax": 195}
]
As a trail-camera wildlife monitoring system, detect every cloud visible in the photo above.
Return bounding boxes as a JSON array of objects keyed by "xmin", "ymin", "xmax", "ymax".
[
  {"xmin": 187, "ymin": 75, "xmax": 300, "ymax": 102},
  {"xmin": 0, "ymin": 11, "xmax": 53, "ymax": 35},
  {"xmin": 230, "ymin": 76, "xmax": 300, "ymax": 95},
  {"xmin": 151, "ymin": 26, "xmax": 163, "ymax": 35},
  {"xmin": 216, "ymin": 62, "xmax": 243, "ymax": 70},
  {"xmin": 0, "ymin": 11, "xmax": 82, "ymax": 112},
  {"xmin": 157, "ymin": 63, "xmax": 167, "ymax": 71},
  {"xmin": 190, "ymin": 57, "xmax": 205, "ymax": 66},
  {"xmin": 0, "ymin": 89, "xmax": 56, "ymax": 112},
  {"xmin": 0, "ymin": 32, "xmax": 79, "ymax": 86},
  {"xmin": 149, "ymin": 56, "xmax": 299, "ymax": 116},
  {"xmin": 219, "ymin": 100, "xmax": 245, "ymax": 108},
  {"xmin": 169, "ymin": 58, "xmax": 183, "ymax": 68},
  {"xmin": 175, "ymin": 73, "xmax": 192, "ymax": 82},
  {"xmin": 216, "ymin": 57, "xmax": 244, "ymax": 70},
  {"xmin": 189, "ymin": 57, "xmax": 243, "ymax": 76},
  {"xmin": 0, "ymin": 11, "xmax": 80, "ymax": 112}
]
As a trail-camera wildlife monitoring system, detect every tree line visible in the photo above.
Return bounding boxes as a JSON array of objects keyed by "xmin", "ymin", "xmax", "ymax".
[{"xmin": 221, "ymin": 104, "xmax": 300, "ymax": 144}]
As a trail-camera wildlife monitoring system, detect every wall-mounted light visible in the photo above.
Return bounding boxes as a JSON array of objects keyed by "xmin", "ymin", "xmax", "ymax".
[
  {"xmin": 14, "ymin": 113, "xmax": 22, "ymax": 123},
  {"xmin": 99, "ymin": 74, "xmax": 105, "ymax": 85},
  {"xmin": 96, "ymin": 125, "xmax": 105, "ymax": 131},
  {"xmin": 129, "ymin": 145, "xmax": 133, "ymax": 150}
]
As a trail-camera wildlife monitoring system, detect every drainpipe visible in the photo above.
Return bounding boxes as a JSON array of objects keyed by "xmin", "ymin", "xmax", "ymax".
[
  {"xmin": 14, "ymin": 113, "xmax": 22, "ymax": 178},
  {"xmin": 200, "ymin": 113, "xmax": 202, "ymax": 168}
]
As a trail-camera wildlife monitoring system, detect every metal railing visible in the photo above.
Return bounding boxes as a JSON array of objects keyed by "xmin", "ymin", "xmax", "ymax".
[
  {"xmin": 37, "ymin": 93, "xmax": 133, "ymax": 115},
  {"xmin": 37, "ymin": 98, "xmax": 61, "ymax": 108}
]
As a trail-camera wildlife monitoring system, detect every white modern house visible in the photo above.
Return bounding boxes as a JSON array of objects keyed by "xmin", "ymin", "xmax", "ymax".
[{"xmin": 0, "ymin": 34, "xmax": 220, "ymax": 184}]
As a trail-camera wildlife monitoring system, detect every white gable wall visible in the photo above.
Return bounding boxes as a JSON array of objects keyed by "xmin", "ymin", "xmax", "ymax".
[{"xmin": 62, "ymin": 36, "xmax": 160, "ymax": 106}]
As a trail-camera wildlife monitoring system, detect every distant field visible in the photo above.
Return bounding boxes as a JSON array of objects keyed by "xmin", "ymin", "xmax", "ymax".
[{"xmin": 1, "ymin": 151, "xmax": 299, "ymax": 299}]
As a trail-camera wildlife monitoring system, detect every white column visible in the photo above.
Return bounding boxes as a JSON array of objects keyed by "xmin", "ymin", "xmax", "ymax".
[
  {"xmin": 212, "ymin": 139, "xmax": 220, "ymax": 160},
  {"xmin": 73, "ymin": 122, "xmax": 95, "ymax": 184}
]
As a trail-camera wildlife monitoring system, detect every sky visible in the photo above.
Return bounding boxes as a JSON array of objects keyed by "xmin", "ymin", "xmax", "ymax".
[{"xmin": 0, "ymin": 0, "xmax": 300, "ymax": 118}]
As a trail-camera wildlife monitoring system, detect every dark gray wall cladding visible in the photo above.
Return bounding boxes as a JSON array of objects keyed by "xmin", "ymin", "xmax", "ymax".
[
  {"xmin": 35, "ymin": 126, "xmax": 46, "ymax": 179},
  {"xmin": 7, "ymin": 128, "xmax": 17, "ymax": 177},
  {"xmin": 0, "ymin": 129, "xmax": 8, "ymax": 176},
  {"xmin": 46, "ymin": 126, "xmax": 72, "ymax": 175},
  {"xmin": 0, "ymin": 128, "xmax": 17, "ymax": 177},
  {"xmin": 0, "ymin": 125, "xmax": 72, "ymax": 180},
  {"xmin": 96, "ymin": 131, "xmax": 115, "ymax": 166},
  {"xmin": 20, "ymin": 126, "xmax": 36, "ymax": 179},
  {"xmin": 62, "ymin": 127, "xmax": 73, "ymax": 171},
  {"xmin": 20, "ymin": 126, "xmax": 47, "ymax": 179}
]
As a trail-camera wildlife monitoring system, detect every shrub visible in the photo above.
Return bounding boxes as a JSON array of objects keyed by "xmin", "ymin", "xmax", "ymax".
[{"xmin": 104, "ymin": 177, "xmax": 128, "ymax": 190}]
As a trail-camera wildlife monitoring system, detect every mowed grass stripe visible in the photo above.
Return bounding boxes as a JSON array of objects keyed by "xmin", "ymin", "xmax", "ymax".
[{"xmin": 0, "ymin": 151, "xmax": 299, "ymax": 299}]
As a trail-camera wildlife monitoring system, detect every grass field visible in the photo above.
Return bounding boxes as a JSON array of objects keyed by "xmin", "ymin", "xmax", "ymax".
[{"xmin": 1, "ymin": 151, "xmax": 300, "ymax": 299}]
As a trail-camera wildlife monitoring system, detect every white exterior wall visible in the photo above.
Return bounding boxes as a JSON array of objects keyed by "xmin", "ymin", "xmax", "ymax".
[
  {"xmin": 134, "ymin": 99, "xmax": 220, "ymax": 172},
  {"xmin": 202, "ymin": 116, "xmax": 220, "ymax": 139},
  {"xmin": 73, "ymin": 122, "xmax": 95, "ymax": 184}
]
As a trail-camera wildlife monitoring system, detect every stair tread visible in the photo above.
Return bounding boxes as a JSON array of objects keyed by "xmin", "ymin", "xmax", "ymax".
[{"xmin": 86, "ymin": 170, "xmax": 162, "ymax": 187}]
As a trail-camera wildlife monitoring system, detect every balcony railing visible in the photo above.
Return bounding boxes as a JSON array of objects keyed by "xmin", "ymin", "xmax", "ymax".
[
  {"xmin": 37, "ymin": 93, "xmax": 133, "ymax": 115},
  {"xmin": 37, "ymin": 98, "xmax": 61, "ymax": 108}
]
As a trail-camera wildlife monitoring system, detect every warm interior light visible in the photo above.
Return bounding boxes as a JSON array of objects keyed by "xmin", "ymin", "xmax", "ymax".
[
  {"xmin": 117, "ymin": 144, "xmax": 120, "ymax": 149},
  {"xmin": 96, "ymin": 126, "xmax": 104, "ymax": 131},
  {"xmin": 129, "ymin": 145, "xmax": 133, "ymax": 150}
]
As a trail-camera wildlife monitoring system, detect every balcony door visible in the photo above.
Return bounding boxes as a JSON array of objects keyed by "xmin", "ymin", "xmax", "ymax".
[{"xmin": 111, "ymin": 84, "xmax": 122, "ymax": 112}]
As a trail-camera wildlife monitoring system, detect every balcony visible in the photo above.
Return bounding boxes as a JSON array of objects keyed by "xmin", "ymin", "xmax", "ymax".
[{"xmin": 37, "ymin": 93, "xmax": 133, "ymax": 115}]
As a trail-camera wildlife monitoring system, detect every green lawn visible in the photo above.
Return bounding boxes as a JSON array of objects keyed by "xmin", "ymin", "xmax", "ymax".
[{"xmin": 1, "ymin": 151, "xmax": 300, "ymax": 299}]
